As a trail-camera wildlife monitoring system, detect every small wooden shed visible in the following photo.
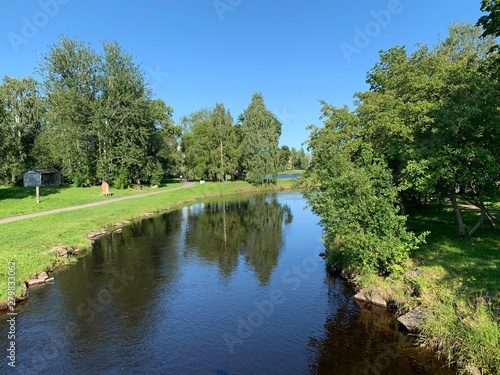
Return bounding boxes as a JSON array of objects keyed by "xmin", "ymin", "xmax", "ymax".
[{"xmin": 23, "ymin": 168, "xmax": 62, "ymax": 187}]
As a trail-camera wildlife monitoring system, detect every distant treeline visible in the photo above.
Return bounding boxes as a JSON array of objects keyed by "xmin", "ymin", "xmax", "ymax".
[{"xmin": 0, "ymin": 37, "xmax": 309, "ymax": 188}]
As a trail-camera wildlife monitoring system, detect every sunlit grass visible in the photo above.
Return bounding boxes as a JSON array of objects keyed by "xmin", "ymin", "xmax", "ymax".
[{"xmin": 0, "ymin": 180, "xmax": 182, "ymax": 219}]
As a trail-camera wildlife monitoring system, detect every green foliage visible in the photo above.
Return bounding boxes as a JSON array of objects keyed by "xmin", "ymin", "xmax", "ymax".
[
  {"xmin": 478, "ymin": 0, "xmax": 500, "ymax": 39},
  {"xmin": 354, "ymin": 23, "xmax": 500, "ymax": 236},
  {"xmin": 34, "ymin": 36, "xmax": 178, "ymax": 187},
  {"xmin": 181, "ymin": 104, "xmax": 240, "ymax": 181},
  {"xmin": 304, "ymin": 105, "xmax": 426, "ymax": 276},
  {"xmin": 239, "ymin": 93, "xmax": 282, "ymax": 185},
  {"xmin": 279, "ymin": 145, "xmax": 292, "ymax": 170},
  {"xmin": 0, "ymin": 76, "xmax": 44, "ymax": 185},
  {"xmin": 113, "ymin": 168, "xmax": 131, "ymax": 189},
  {"xmin": 288, "ymin": 146, "xmax": 310, "ymax": 171}
]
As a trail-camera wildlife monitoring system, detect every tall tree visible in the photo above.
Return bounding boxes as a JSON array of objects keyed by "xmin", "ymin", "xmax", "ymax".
[
  {"xmin": 279, "ymin": 145, "xmax": 292, "ymax": 171},
  {"xmin": 181, "ymin": 104, "xmax": 239, "ymax": 181},
  {"xmin": 38, "ymin": 37, "xmax": 100, "ymax": 186},
  {"xmin": 93, "ymin": 41, "xmax": 163, "ymax": 187},
  {"xmin": 0, "ymin": 76, "xmax": 44, "ymax": 185},
  {"xmin": 208, "ymin": 103, "xmax": 239, "ymax": 181},
  {"xmin": 181, "ymin": 108, "xmax": 212, "ymax": 180},
  {"xmin": 38, "ymin": 36, "xmax": 176, "ymax": 187},
  {"xmin": 152, "ymin": 99, "xmax": 182, "ymax": 178},
  {"xmin": 239, "ymin": 93, "xmax": 282, "ymax": 185}
]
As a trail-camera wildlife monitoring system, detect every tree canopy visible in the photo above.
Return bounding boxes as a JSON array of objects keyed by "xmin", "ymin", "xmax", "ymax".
[
  {"xmin": 239, "ymin": 93, "xmax": 282, "ymax": 185},
  {"xmin": 303, "ymin": 23, "xmax": 500, "ymax": 277}
]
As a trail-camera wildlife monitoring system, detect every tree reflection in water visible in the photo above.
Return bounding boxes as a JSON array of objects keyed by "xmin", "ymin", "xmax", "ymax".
[{"xmin": 185, "ymin": 194, "xmax": 293, "ymax": 284}]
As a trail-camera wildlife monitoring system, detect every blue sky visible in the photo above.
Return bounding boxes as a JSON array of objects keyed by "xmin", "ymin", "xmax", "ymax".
[{"xmin": 0, "ymin": 0, "xmax": 485, "ymax": 149}]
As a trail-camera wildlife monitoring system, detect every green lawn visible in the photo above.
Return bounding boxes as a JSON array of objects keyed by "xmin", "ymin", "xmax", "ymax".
[
  {"xmin": 407, "ymin": 204, "xmax": 500, "ymax": 296},
  {"xmin": 0, "ymin": 180, "xmax": 296, "ymax": 301},
  {"xmin": 0, "ymin": 180, "xmax": 182, "ymax": 220}
]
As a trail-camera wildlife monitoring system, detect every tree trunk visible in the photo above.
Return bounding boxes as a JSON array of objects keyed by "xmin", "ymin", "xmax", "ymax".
[
  {"xmin": 468, "ymin": 201, "xmax": 486, "ymax": 237},
  {"xmin": 398, "ymin": 196, "xmax": 406, "ymax": 215},
  {"xmin": 484, "ymin": 207, "xmax": 498, "ymax": 229},
  {"xmin": 450, "ymin": 190, "xmax": 466, "ymax": 236}
]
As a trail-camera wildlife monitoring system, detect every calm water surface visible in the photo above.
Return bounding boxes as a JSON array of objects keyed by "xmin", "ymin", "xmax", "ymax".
[{"xmin": 1, "ymin": 192, "xmax": 455, "ymax": 374}]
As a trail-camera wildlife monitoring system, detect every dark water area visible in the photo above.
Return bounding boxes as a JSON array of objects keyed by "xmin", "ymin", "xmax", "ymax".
[{"xmin": 1, "ymin": 192, "xmax": 455, "ymax": 374}]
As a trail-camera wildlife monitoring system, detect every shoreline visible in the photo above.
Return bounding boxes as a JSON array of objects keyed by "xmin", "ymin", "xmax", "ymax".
[
  {"xmin": 0, "ymin": 181, "xmax": 299, "ymax": 308},
  {"xmin": 330, "ymin": 263, "xmax": 498, "ymax": 375}
]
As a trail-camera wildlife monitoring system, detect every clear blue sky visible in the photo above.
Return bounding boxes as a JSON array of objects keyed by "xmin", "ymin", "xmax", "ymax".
[{"xmin": 0, "ymin": 0, "xmax": 485, "ymax": 149}]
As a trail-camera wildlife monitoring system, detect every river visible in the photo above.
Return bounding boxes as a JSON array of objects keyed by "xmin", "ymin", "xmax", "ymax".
[{"xmin": 1, "ymin": 192, "xmax": 454, "ymax": 374}]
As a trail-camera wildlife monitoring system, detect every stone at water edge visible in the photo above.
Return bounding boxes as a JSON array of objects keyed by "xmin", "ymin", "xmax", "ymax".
[
  {"xmin": 26, "ymin": 278, "xmax": 46, "ymax": 287},
  {"xmin": 37, "ymin": 271, "xmax": 48, "ymax": 280},
  {"xmin": 397, "ymin": 307, "xmax": 426, "ymax": 333},
  {"xmin": 370, "ymin": 293, "xmax": 387, "ymax": 308},
  {"xmin": 354, "ymin": 291, "xmax": 368, "ymax": 302}
]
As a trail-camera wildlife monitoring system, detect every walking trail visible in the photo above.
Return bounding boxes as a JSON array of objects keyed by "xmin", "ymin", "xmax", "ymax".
[{"xmin": 0, "ymin": 181, "xmax": 197, "ymax": 224}]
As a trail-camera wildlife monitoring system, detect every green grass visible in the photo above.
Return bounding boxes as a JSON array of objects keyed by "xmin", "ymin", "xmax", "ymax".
[
  {"xmin": 0, "ymin": 180, "xmax": 182, "ymax": 219},
  {"xmin": 407, "ymin": 204, "xmax": 500, "ymax": 296},
  {"xmin": 0, "ymin": 180, "xmax": 297, "ymax": 301}
]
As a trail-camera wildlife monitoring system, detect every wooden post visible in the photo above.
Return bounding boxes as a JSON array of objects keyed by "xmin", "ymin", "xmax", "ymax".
[{"xmin": 36, "ymin": 186, "xmax": 40, "ymax": 204}]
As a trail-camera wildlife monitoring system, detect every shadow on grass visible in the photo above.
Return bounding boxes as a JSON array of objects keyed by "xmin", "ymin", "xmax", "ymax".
[
  {"xmin": 0, "ymin": 185, "xmax": 71, "ymax": 201},
  {"xmin": 407, "ymin": 204, "xmax": 500, "ymax": 295},
  {"xmin": 160, "ymin": 178, "xmax": 183, "ymax": 187}
]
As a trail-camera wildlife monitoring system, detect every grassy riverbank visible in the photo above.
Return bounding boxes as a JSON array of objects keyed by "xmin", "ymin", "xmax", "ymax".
[
  {"xmin": 0, "ymin": 180, "xmax": 182, "ymax": 220},
  {"xmin": 357, "ymin": 204, "xmax": 500, "ymax": 373},
  {"xmin": 0, "ymin": 180, "xmax": 297, "ymax": 302}
]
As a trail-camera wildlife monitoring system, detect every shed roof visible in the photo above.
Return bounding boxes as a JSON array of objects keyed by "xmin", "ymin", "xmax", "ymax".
[{"xmin": 32, "ymin": 168, "xmax": 61, "ymax": 174}]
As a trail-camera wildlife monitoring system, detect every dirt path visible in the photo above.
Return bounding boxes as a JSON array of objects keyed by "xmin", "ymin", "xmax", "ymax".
[{"xmin": 0, "ymin": 181, "xmax": 198, "ymax": 225}]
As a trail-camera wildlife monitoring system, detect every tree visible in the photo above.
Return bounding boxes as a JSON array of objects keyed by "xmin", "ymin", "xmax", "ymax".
[
  {"xmin": 152, "ymin": 99, "xmax": 182, "ymax": 179},
  {"xmin": 93, "ymin": 41, "xmax": 164, "ymax": 187},
  {"xmin": 239, "ymin": 93, "xmax": 282, "ymax": 185},
  {"xmin": 0, "ymin": 76, "xmax": 44, "ymax": 185},
  {"xmin": 39, "ymin": 37, "xmax": 100, "ymax": 186},
  {"xmin": 38, "ymin": 36, "xmax": 176, "ymax": 187},
  {"xmin": 208, "ymin": 103, "xmax": 239, "ymax": 181},
  {"xmin": 355, "ymin": 24, "xmax": 500, "ymax": 236},
  {"xmin": 279, "ymin": 145, "xmax": 292, "ymax": 171},
  {"xmin": 478, "ymin": 0, "xmax": 500, "ymax": 38},
  {"xmin": 303, "ymin": 104, "xmax": 426, "ymax": 276},
  {"xmin": 181, "ymin": 104, "xmax": 239, "ymax": 181}
]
